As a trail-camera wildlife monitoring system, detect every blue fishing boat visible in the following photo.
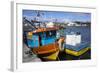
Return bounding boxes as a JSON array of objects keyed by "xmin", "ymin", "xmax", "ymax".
[
  {"xmin": 23, "ymin": 17, "xmax": 64, "ymax": 60},
  {"xmin": 64, "ymin": 26, "xmax": 91, "ymax": 56}
]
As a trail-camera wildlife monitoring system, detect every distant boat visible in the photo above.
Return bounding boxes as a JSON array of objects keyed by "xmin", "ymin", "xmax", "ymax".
[{"xmin": 46, "ymin": 22, "xmax": 54, "ymax": 27}]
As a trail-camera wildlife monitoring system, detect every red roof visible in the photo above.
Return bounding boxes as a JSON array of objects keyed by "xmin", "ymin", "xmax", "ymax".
[{"xmin": 32, "ymin": 27, "xmax": 60, "ymax": 33}]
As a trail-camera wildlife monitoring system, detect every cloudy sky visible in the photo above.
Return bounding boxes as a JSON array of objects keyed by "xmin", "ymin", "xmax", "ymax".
[{"xmin": 23, "ymin": 10, "xmax": 91, "ymax": 22}]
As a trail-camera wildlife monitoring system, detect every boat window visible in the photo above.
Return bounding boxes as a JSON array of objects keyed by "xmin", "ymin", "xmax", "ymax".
[
  {"xmin": 40, "ymin": 32, "xmax": 45, "ymax": 38},
  {"xmin": 46, "ymin": 31, "xmax": 50, "ymax": 38},
  {"xmin": 46, "ymin": 31, "xmax": 56, "ymax": 38},
  {"xmin": 51, "ymin": 31, "xmax": 56, "ymax": 36}
]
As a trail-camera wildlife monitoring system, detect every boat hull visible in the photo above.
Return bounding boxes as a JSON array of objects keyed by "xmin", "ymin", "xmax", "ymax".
[
  {"xmin": 38, "ymin": 50, "xmax": 59, "ymax": 61},
  {"xmin": 65, "ymin": 47, "xmax": 90, "ymax": 56},
  {"xmin": 32, "ymin": 43, "xmax": 59, "ymax": 60}
]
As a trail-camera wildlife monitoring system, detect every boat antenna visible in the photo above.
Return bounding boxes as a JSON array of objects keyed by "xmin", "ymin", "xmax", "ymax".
[{"xmin": 23, "ymin": 17, "xmax": 37, "ymax": 29}]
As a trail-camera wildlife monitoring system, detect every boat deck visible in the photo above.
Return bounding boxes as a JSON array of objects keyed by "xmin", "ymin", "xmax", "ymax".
[{"xmin": 32, "ymin": 43, "xmax": 59, "ymax": 55}]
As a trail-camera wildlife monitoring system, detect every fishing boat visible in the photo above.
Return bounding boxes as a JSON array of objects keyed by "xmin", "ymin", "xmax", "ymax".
[
  {"xmin": 64, "ymin": 31, "xmax": 90, "ymax": 56},
  {"xmin": 23, "ymin": 17, "xmax": 64, "ymax": 61}
]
